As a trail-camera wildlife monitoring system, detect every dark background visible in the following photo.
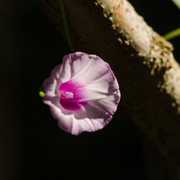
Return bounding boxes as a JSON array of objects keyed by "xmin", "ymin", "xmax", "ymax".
[{"xmin": 0, "ymin": 0, "xmax": 179, "ymax": 180}]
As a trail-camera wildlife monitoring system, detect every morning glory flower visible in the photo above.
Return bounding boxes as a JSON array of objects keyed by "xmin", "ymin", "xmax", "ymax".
[{"xmin": 42, "ymin": 52, "xmax": 120, "ymax": 135}]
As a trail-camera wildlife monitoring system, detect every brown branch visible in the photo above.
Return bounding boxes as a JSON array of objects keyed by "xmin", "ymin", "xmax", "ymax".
[{"xmin": 35, "ymin": 0, "xmax": 180, "ymax": 179}]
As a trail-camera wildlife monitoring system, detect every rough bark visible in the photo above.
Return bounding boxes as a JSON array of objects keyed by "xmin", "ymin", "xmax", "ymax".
[{"xmin": 35, "ymin": 0, "xmax": 180, "ymax": 179}]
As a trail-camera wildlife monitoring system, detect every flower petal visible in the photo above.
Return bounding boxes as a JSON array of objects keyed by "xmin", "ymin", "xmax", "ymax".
[
  {"xmin": 43, "ymin": 76, "xmax": 58, "ymax": 97},
  {"xmin": 44, "ymin": 96, "xmax": 75, "ymax": 133},
  {"xmin": 71, "ymin": 104, "xmax": 112, "ymax": 135},
  {"xmin": 69, "ymin": 53, "xmax": 110, "ymax": 84},
  {"xmin": 44, "ymin": 97, "xmax": 113, "ymax": 135},
  {"xmin": 80, "ymin": 66, "xmax": 120, "ymax": 114},
  {"xmin": 50, "ymin": 58, "xmax": 71, "ymax": 86},
  {"xmin": 67, "ymin": 52, "xmax": 91, "ymax": 77}
]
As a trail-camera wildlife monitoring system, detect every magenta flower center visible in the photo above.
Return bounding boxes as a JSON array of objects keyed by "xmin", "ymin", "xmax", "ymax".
[
  {"xmin": 59, "ymin": 80, "xmax": 87, "ymax": 111},
  {"xmin": 62, "ymin": 91, "xmax": 74, "ymax": 99}
]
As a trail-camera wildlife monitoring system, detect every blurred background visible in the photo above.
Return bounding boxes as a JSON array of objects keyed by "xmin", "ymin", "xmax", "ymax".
[{"xmin": 0, "ymin": 0, "xmax": 179, "ymax": 179}]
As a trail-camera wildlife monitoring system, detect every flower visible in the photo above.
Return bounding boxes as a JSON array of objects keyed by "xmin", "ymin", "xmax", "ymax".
[{"xmin": 43, "ymin": 52, "xmax": 120, "ymax": 135}]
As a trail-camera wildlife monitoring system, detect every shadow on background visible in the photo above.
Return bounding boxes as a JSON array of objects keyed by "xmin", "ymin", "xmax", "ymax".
[{"xmin": 0, "ymin": 0, "xmax": 179, "ymax": 179}]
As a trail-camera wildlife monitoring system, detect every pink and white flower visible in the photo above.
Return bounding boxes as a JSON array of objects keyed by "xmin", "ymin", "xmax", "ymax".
[{"xmin": 43, "ymin": 52, "xmax": 120, "ymax": 135}]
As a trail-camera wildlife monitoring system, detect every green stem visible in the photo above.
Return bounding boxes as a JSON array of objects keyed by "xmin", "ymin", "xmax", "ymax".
[
  {"xmin": 59, "ymin": 0, "xmax": 75, "ymax": 52},
  {"xmin": 39, "ymin": 0, "xmax": 75, "ymax": 98},
  {"xmin": 39, "ymin": 91, "xmax": 45, "ymax": 97},
  {"xmin": 163, "ymin": 28, "xmax": 180, "ymax": 41}
]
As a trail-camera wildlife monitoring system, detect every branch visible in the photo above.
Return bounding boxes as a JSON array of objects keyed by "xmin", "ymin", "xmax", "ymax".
[{"xmin": 35, "ymin": 0, "xmax": 180, "ymax": 179}]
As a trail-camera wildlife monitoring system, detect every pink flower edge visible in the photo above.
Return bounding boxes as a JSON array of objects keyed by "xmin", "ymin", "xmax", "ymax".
[{"xmin": 43, "ymin": 52, "xmax": 120, "ymax": 135}]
